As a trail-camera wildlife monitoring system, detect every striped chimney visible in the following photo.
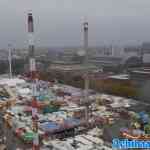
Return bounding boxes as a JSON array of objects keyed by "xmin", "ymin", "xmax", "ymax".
[{"xmin": 28, "ymin": 12, "xmax": 36, "ymax": 72}]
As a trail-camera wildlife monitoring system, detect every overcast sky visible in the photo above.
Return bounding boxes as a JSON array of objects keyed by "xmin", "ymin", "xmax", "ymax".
[{"xmin": 0, "ymin": 0, "xmax": 150, "ymax": 48}]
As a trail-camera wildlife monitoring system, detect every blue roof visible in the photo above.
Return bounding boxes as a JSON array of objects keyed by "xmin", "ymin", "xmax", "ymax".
[
  {"xmin": 139, "ymin": 112, "xmax": 149, "ymax": 123},
  {"xmin": 64, "ymin": 118, "xmax": 81, "ymax": 126},
  {"xmin": 40, "ymin": 121, "xmax": 60, "ymax": 132}
]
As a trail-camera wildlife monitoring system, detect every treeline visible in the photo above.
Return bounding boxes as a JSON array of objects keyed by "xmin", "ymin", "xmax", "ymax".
[
  {"xmin": 0, "ymin": 59, "xmax": 26, "ymax": 75},
  {"xmin": 41, "ymin": 71, "xmax": 138, "ymax": 99},
  {"xmin": 36, "ymin": 70, "xmax": 150, "ymax": 102},
  {"xmin": 90, "ymin": 79, "xmax": 138, "ymax": 98}
]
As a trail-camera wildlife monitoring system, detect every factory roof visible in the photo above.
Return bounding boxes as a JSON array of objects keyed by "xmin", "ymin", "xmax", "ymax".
[
  {"xmin": 108, "ymin": 74, "xmax": 129, "ymax": 80},
  {"xmin": 132, "ymin": 70, "xmax": 150, "ymax": 74},
  {"xmin": 50, "ymin": 64, "xmax": 97, "ymax": 72}
]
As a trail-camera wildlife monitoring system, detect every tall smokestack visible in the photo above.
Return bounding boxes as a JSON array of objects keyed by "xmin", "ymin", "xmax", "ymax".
[
  {"xmin": 28, "ymin": 12, "xmax": 39, "ymax": 150},
  {"xmin": 83, "ymin": 22, "xmax": 89, "ymax": 122},
  {"xmin": 83, "ymin": 22, "xmax": 88, "ymax": 63},
  {"xmin": 28, "ymin": 12, "xmax": 36, "ymax": 73}
]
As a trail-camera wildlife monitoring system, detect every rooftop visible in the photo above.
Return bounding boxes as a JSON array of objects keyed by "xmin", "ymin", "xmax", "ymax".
[{"xmin": 108, "ymin": 74, "xmax": 129, "ymax": 80}]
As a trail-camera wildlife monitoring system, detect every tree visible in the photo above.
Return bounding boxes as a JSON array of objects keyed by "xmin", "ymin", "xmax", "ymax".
[{"xmin": 144, "ymin": 124, "xmax": 150, "ymax": 134}]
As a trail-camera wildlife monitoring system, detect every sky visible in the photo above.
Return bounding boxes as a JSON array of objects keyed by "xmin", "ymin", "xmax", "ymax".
[{"xmin": 0, "ymin": 0, "xmax": 150, "ymax": 48}]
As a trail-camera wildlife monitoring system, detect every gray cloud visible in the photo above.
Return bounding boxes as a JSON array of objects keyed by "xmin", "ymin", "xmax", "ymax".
[{"xmin": 0, "ymin": 0, "xmax": 150, "ymax": 48}]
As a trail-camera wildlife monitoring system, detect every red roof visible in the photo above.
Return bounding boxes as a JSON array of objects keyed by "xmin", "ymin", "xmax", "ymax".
[{"xmin": 31, "ymin": 98, "xmax": 38, "ymax": 108}]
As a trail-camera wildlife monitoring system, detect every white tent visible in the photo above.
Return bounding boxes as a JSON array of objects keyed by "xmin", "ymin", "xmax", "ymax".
[{"xmin": 0, "ymin": 78, "xmax": 25, "ymax": 87}]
